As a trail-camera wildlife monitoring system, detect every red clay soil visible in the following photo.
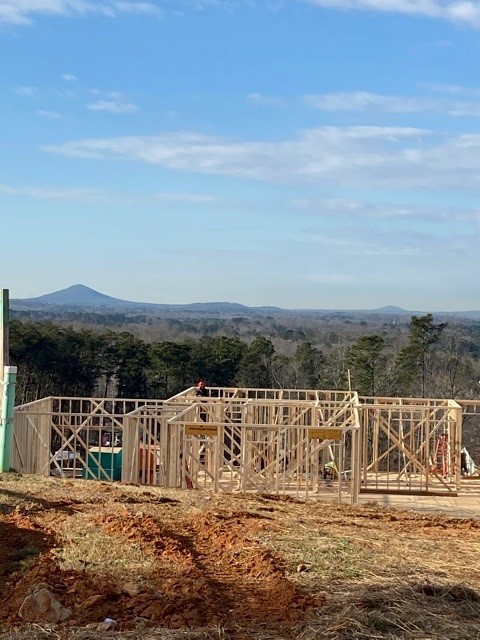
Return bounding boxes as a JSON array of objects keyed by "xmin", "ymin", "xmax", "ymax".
[{"xmin": 0, "ymin": 503, "xmax": 320, "ymax": 634}]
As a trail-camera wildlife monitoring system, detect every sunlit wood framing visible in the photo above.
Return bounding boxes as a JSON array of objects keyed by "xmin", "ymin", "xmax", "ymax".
[{"xmin": 11, "ymin": 388, "xmax": 473, "ymax": 502}]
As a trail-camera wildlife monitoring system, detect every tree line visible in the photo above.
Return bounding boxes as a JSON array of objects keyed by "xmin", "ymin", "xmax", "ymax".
[{"xmin": 9, "ymin": 313, "xmax": 480, "ymax": 405}]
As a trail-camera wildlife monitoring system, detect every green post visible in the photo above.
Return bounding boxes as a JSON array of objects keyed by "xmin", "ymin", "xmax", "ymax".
[
  {"xmin": 0, "ymin": 366, "xmax": 17, "ymax": 472},
  {"xmin": 0, "ymin": 290, "xmax": 12, "ymax": 472},
  {"xmin": 0, "ymin": 289, "xmax": 9, "ymax": 374}
]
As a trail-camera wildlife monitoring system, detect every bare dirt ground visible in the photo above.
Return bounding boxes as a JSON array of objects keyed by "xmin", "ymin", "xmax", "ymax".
[{"xmin": 2, "ymin": 474, "xmax": 480, "ymax": 640}]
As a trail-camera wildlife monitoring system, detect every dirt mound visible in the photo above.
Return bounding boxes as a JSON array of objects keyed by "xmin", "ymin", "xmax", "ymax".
[
  {"xmin": 0, "ymin": 502, "xmax": 318, "ymax": 633},
  {"xmin": 3, "ymin": 476, "xmax": 480, "ymax": 640}
]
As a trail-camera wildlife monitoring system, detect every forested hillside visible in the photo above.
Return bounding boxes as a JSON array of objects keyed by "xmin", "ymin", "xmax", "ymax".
[{"xmin": 9, "ymin": 311, "xmax": 480, "ymax": 406}]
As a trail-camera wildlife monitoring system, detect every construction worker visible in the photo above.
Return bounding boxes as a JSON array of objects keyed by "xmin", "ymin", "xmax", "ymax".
[{"xmin": 323, "ymin": 460, "xmax": 336, "ymax": 481}]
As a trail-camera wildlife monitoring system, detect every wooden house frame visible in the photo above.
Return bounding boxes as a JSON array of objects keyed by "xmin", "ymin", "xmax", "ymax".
[
  {"xmin": 11, "ymin": 387, "xmax": 472, "ymax": 503},
  {"xmin": 358, "ymin": 396, "xmax": 462, "ymax": 494},
  {"xmin": 123, "ymin": 387, "xmax": 361, "ymax": 502}
]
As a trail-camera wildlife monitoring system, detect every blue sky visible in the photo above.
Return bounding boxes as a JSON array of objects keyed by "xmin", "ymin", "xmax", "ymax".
[{"xmin": 2, "ymin": 0, "xmax": 480, "ymax": 311}]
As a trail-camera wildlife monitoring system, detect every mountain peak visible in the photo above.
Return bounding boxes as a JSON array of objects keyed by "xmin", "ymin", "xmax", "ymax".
[
  {"xmin": 371, "ymin": 305, "xmax": 407, "ymax": 314},
  {"xmin": 32, "ymin": 284, "xmax": 124, "ymax": 306}
]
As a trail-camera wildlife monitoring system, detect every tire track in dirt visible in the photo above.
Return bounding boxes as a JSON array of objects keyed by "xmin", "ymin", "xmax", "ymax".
[
  {"xmin": 0, "ymin": 503, "xmax": 320, "ymax": 633},
  {"xmin": 183, "ymin": 510, "xmax": 321, "ymax": 624},
  {"xmin": 91, "ymin": 508, "xmax": 321, "ymax": 628}
]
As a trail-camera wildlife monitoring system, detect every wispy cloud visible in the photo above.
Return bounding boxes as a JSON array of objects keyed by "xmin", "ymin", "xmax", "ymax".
[
  {"xmin": 247, "ymin": 92, "xmax": 285, "ymax": 107},
  {"xmin": 0, "ymin": 184, "xmax": 110, "ymax": 202},
  {"xmin": 448, "ymin": 104, "xmax": 480, "ymax": 117},
  {"xmin": 54, "ymin": 89, "xmax": 77, "ymax": 100},
  {"xmin": 289, "ymin": 198, "xmax": 480, "ymax": 231},
  {"xmin": 0, "ymin": 183, "xmax": 221, "ymax": 206},
  {"xmin": 37, "ymin": 110, "xmax": 61, "ymax": 119},
  {"xmin": 171, "ymin": 1, "xmax": 243, "ymax": 9},
  {"xmin": 301, "ymin": 0, "xmax": 480, "ymax": 28},
  {"xmin": 289, "ymin": 198, "xmax": 417, "ymax": 218},
  {"xmin": 3, "ymin": 0, "xmax": 480, "ymax": 28},
  {"xmin": 86, "ymin": 90, "xmax": 140, "ymax": 114},
  {"xmin": 421, "ymin": 83, "xmax": 474, "ymax": 95},
  {"xmin": 302, "ymin": 228, "xmax": 449, "ymax": 261},
  {"xmin": 305, "ymin": 91, "xmax": 442, "ymax": 113},
  {"xmin": 152, "ymin": 192, "xmax": 218, "ymax": 203},
  {"xmin": 362, "ymin": 245, "xmax": 425, "ymax": 256},
  {"xmin": 114, "ymin": 1, "xmax": 163, "ymax": 15},
  {"xmin": 15, "ymin": 79, "xmax": 140, "ymax": 117},
  {"xmin": 305, "ymin": 89, "xmax": 480, "ymax": 119},
  {"xmin": 87, "ymin": 99, "xmax": 140, "ymax": 114},
  {"xmin": 0, "ymin": 1, "xmax": 162, "ymax": 25},
  {"xmin": 14, "ymin": 86, "xmax": 36, "ymax": 97},
  {"xmin": 44, "ymin": 125, "xmax": 480, "ymax": 191}
]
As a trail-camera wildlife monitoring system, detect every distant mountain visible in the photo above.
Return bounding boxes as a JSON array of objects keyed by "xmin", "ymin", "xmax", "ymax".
[
  {"xmin": 11, "ymin": 284, "xmax": 480, "ymax": 321},
  {"xmin": 446, "ymin": 310, "xmax": 480, "ymax": 320},
  {"xmin": 11, "ymin": 285, "xmax": 283, "ymax": 315},
  {"xmin": 29, "ymin": 284, "xmax": 129, "ymax": 306},
  {"xmin": 371, "ymin": 305, "xmax": 408, "ymax": 314}
]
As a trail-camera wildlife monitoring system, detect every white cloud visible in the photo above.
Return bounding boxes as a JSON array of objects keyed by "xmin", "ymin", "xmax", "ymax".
[
  {"xmin": 425, "ymin": 83, "xmax": 480, "ymax": 96},
  {"xmin": 305, "ymin": 91, "xmax": 442, "ymax": 113},
  {"xmin": 305, "ymin": 89, "xmax": 480, "ymax": 120},
  {"xmin": 88, "ymin": 88, "xmax": 133, "ymax": 98},
  {"xmin": 61, "ymin": 73, "xmax": 77, "ymax": 82},
  {"xmin": 0, "ymin": 4, "xmax": 31, "ymax": 24},
  {"xmin": 3, "ymin": 0, "xmax": 480, "ymax": 27},
  {"xmin": 362, "ymin": 245, "xmax": 425, "ymax": 256},
  {"xmin": 302, "ymin": 0, "xmax": 480, "ymax": 27},
  {"xmin": 45, "ymin": 125, "xmax": 480, "ymax": 191},
  {"xmin": 266, "ymin": 1, "xmax": 285, "ymax": 11},
  {"xmin": 0, "ymin": 184, "xmax": 110, "ymax": 202},
  {"xmin": 448, "ymin": 103, "xmax": 480, "ymax": 117},
  {"xmin": 247, "ymin": 92, "xmax": 285, "ymax": 107},
  {"xmin": 54, "ymin": 89, "xmax": 77, "ymax": 99},
  {"xmin": 114, "ymin": 1, "xmax": 162, "ymax": 15},
  {"xmin": 37, "ymin": 110, "xmax": 61, "ymax": 118},
  {"xmin": 14, "ymin": 86, "xmax": 36, "ymax": 96},
  {"xmin": 172, "ymin": 1, "xmax": 242, "ymax": 9},
  {"xmin": 107, "ymin": 91, "xmax": 124, "ymax": 100},
  {"xmin": 289, "ymin": 198, "xmax": 417, "ymax": 217},
  {"xmin": 0, "ymin": 1, "xmax": 162, "ymax": 25},
  {"xmin": 0, "ymin": 183, "xmax": 221, "ymax": 205},
  {"xmin": 87, "ymin": 100, "xmax": 140, "ymax": 114},
  {"xmin": 152, "ymin": 192, "xmax": 218, "ymax": 203},
  {"xmin": 289, "ymin": 197, "xmax": 480, "ymax": 226},
  {"xmin": 302, "ymin": 227, "xmax": 446, "ymax": 259}
]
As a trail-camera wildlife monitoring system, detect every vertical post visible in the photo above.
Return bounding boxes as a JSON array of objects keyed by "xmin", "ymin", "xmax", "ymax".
[
  {"xmin": 338, "ymin": 437, "xmax": 344, "ymax": 503},
  {"xmin": 0, "ymin": 289, "xmax": 9, "ymax": 375},
  {"xmin": 1, "ymin": 366, "xmax": 17, "ymax": 472},
  {"xmin": 451, "ymin": 400, "xmax": 463, "ymax": 492},
  {"xmin": 425, "ymin": 409, "xmax": 430, "ymax": 492},
  {"xmin": 0, "ymin": 289, "xmax": 11, "ymax": 472},
  {"xmin": 351, "ymin": 427, "xmax": 360, "ymax": 505},
  {"xmin": 0, "ymin": 289, "xmax": 9, "ymax": 417},
  {"xmin": 351, "ymin": 400, "xmax": 362, "ymax": 505}
]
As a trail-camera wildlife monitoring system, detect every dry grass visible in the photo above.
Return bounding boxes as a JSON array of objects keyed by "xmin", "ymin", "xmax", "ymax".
[
  {"xmin": 54, "ymin": 512, "xmax": 156, "ymax": 578},
  {"xmin": 2, "ymin": 474, "xmax": 480, "ymax": 640}
]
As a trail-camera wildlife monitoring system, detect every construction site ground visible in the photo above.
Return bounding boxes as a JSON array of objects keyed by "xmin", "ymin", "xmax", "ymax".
[{"xmin": 2, "ymin": 473, "xmax": 480, "ymax": 640}]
